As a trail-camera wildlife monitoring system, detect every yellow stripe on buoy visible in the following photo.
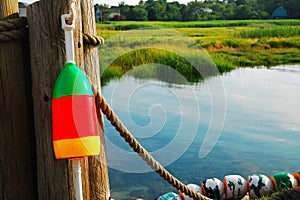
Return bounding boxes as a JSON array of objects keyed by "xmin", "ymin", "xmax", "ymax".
[{"xmin": 53, "ymin": 136, "xmax": 100, "ymax": 159}]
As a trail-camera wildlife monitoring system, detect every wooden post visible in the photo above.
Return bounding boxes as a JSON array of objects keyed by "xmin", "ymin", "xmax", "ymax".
[
  {"xmin": 81, "ymin": 1, "xmax": 110, "ymax": 199},
  {"xmin": 0, "ymin": 0, "xmax": 37, "ymax": 199},
  {"xmin": 27, "ymin": 0, "xmax": 110, "ymax": 199}
]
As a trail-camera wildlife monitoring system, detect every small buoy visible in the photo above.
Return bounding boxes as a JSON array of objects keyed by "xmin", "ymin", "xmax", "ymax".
[
  {"xmin": 179, "ymin": 183, "xmax": 202, "ymax": 200},
  {"xmin": 156, "ymin": 192, "xmax": 181, "ymax": 200},
  {"xmin": 247, "ymin": 174, "xmax": 273, "ymax": 198},
  {"xmin": 201, "ymin": 178, "xmax": 224, "ymax": 199},
  {"xmin": 224, "ymin": 175, "xmax": 247, "ymax": 199},
  {"xmin": 271, "ymin": 172, "xmax": 298, "ymax": 191}
]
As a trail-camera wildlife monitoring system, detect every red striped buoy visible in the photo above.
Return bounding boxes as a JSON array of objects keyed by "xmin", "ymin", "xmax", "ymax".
[
  {"xmin": 224, "ymin": 175, "xmax": 247, "ymax": 199},
  {"xmin": 247, "ymin": 174, "xmax": 273, "ymax": 198},
  {"xmin": 52, "ymin": 62, "xmax": 100, "ymax": 159}
]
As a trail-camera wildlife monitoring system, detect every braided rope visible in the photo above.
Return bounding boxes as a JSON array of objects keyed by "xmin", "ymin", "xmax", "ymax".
[
  {"xmin": 0, "ymin": 17, "xmax": 104, "ymax": 46},
  {"xmin": 95, "ymin": 92, "xmax": 212, "ymax": 200},
  {"xmin": 0, "ymin": 17, "xmax": 28, "ymax": 43},
  {"xmin": 83, "ymin": 33, "xmax": 104, "ymax": 46}
]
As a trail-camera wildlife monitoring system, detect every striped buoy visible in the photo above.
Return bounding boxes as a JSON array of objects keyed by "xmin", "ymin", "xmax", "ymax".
[
  {"xmin": 201, "ymin": 178, "xmax": 224, "ymax": 199},
  {"xmin": 247, "ymin": 174, "xmax": 273, "ymax": 198},
  {"xmin": 52, "ymin": 62, "xmax": 100, "ymax": 159},
  {"xmin": 271, "ymin": 172, "xmax": 298, "ymax": 191},
  {"xmin": 179, "ymin": 183, "xmax": 202, "ymax": 200},
  {"xmin": 224, "ymin": 175, "xmax": 247, "ymax": 199}
]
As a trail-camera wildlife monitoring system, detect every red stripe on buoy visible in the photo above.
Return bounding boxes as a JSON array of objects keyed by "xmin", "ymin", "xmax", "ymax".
[
  {"xmin": 247, "ymin": 176, "xmax": 250, "ymax": 193},
  {"xmin": 200, "ymin": 182, "xmax": 206, "ymax": 196},
  {"xmin": 293, "ymin": 172, "xmax": 300, "ymax": 183},
  {"xmin": 179, "ymin": 191, "xmax": 185, "ymax": 200},
  {"xmin": 223, "ymin": 177, "xmax": 228, "ymax": 199},
  {"xmin": 52, "ymin": 95, "xmax": 99, "ymax": 140},
  {"xmin": 270, "ymin": 176, "xmax": 278, "ymax": 191}
]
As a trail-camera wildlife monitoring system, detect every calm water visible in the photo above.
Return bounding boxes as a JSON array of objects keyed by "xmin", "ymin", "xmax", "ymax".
[{"xmin": 102, "ymin": 65, "xmax": 300, "ymax": 199}]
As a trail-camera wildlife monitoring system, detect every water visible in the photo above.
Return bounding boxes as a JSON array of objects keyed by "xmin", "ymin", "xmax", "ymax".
[{"xmin": 102, "ymin": 65, "xmax": 300, "ymax": 199}]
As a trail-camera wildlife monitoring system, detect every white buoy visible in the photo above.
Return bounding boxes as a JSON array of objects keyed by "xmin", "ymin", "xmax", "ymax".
[
  {"xmin": 224, "ymin": 175, "xmax": 247, "ymax": 199},
  {"xmin": 201, "ymin": 178, "xmax": 224, "ymax": 199},
  {"xmin": 247, "ymin": 174, "xmax": 273, "ymax": 198},
  {"xmin": 179, "ymin": 183, "xmax": 202, "ymax": 200}
]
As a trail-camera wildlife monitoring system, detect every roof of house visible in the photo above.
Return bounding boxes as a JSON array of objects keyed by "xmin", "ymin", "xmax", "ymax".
[{"xmin": 272, "ymin": 6, "xmax": 287, "ymax": 17}]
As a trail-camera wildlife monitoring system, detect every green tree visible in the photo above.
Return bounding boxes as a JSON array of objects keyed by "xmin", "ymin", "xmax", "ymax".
[
  {"xmin": 181, "ymin": 1, "xmax": 203, "ymax": 21},
  {"xmin": 166, "ymin": 2, "xmax": 182, "ymax": 21},
  {"xmin": 209, "ymin": 2, "xmax": 226, "ymax": 19},
  {"xmin": 132, "ymin": 6, "xmax": 148, "ymax": 21},
  {"xmin": 145, "ymin": 0, "xmax": 167, "ymax": 21},
  {"xmin": 234, "ymin": 4, "xmax": 254, "ymax": 19},
  {"xmin": 119, "ymin": 2, "xmax": 131, "ymax": 20}
]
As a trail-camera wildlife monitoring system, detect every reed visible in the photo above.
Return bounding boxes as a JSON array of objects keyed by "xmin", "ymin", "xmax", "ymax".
[
  {"xmin": 97, "ymin": 20, "xmax": 300, "ymax": 30},
  {"xmin": 238, "ymin": 26, "xmax": 300, "ymax": 38}
]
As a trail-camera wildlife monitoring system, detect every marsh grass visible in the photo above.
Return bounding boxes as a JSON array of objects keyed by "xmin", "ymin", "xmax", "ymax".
[
  {"xmin": 97, "ymin": 20, "xmax": 300, "ymax": 83},
  {"xmin": 97, "ymin": 20, "xmax": 300, "ymax": 30},
  {"xmin": 238, "ymin": 26, "xmax": 300, "ymax": 38}
]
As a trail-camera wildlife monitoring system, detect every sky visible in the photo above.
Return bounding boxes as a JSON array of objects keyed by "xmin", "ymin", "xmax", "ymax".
[{"xmin": 21, "ymin": 0, "xmax": 191, "ymax": 7}]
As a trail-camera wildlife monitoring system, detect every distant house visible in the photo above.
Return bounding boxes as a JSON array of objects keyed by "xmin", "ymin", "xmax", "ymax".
[
  {"xmin": 201, "ymin": 8, "xmax": 213, "ymax": 13},
  {"xmin": 272, "ymin": 7, "xmax": 287, "ymax": 19},
  {"xmin": 18, "ymin": 2, "xmax": 28, "ymax": 17}
]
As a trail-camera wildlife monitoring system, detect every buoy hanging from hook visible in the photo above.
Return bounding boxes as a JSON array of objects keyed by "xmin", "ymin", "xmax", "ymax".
[{"xmin": 52, "ymin": 10, "xmax": 100, "ymax": 200}]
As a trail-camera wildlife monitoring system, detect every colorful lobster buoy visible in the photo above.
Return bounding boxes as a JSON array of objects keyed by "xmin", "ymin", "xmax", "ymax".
[
  {"xmin": 224, "ymin": 175, "xmax": 247, "ymax": 199},
  {"xmin": 156, "ymin": 192, "xmax": 181, "ymax": 200},
  {"xmin": 52, "ymin": 62, "xmax": 100, "ymax": 159},
  {"xmin": 247, "ymin": 174, "xmax": 273, "ymax": 198},
  {"xmin": 270, "ymin": 172, "xmax": 298, "ymax": 192},
  {"xmin": 201, "ymin": 178, "xmax": 224, "ymax": 200},
  {"xmin": 179, "ymin": 183, "xmax": 202, "ymax": 200}
]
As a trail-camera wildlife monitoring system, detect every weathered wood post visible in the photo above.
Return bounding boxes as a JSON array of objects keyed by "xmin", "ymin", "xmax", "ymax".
[
  {"xmin": 27, "ymin": 0, "xmax": 110, "ymax": 199},
  {"xmin": 0, "ymin": 0, "xmax": 37, "ymax": 199},
  {"xmin": 81, "ymin": 1, "xmax": 110, "ymax": 199}
]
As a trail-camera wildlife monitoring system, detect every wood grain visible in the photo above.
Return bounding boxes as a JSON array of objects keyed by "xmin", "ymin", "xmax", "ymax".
[{"xmin": 0, "ymin": 0, "xmax": 37, "ymax": 199}]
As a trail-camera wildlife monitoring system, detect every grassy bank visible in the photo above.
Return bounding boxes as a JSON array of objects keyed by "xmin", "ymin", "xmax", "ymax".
[{"xmin": 97, "ymin": 20, "xmax": 300, "ymax": 83}]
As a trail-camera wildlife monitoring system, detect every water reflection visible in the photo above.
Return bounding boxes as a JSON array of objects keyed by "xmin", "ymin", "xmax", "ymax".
[{"xmin": 102, "ymin": 65, "xmax": 300, "ymax": 199}]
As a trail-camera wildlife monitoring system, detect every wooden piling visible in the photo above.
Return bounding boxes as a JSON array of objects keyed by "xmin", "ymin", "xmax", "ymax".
[
  {"xmin": 81, "ymin": 1, "xmax": 110, "ymax": 199},
  {"xmin": 0, "ymin": 0, "xmax": 37, "ymax": 199},
  {"xmin": 27, "ymin": 0, "xmax": 110, "ymax": 199}
]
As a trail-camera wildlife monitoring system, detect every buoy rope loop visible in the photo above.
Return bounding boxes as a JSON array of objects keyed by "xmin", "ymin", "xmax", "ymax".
[
  {"xmin": 0, "ymin": 17, "xmax": 28, "ymax": 43},
  {"xmin": 95, "ymin": 92, "xmax": 212, "ymax": 200},
  {"xmin": 83, "ymin": 33, "xmax": 104, "ymax": 46}
]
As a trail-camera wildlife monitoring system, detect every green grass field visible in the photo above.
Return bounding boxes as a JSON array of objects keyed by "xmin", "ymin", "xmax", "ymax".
[{"xmin": 97, "ymin": 20, "xmax": 300, "ymax": 83}]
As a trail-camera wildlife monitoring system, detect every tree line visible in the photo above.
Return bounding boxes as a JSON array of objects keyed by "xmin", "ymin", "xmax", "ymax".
[{"xmin": 95, "ymin": 0, "xmax": 300, "ymax": 21}]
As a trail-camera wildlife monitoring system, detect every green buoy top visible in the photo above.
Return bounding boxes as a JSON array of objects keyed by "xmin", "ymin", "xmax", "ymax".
[{"xmin": 53, "ymin": 62, "xmax": 93, "ymax": 98}]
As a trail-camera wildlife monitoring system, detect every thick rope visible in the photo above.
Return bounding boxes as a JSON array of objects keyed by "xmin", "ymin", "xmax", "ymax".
[
  {"xmin": 0, "ymin": 17, "xmax": 103, "ymax": 46},
  {"xmin": 0, "ymin": 17, "xmax": 28, "ymax": 43},
  {"xmin": 95, "ymin": 92, "xmax": 212, "ymax": 200},
  {"xmin": 83, "ymin": 33, "xmax": 104, "ymax": 46}
]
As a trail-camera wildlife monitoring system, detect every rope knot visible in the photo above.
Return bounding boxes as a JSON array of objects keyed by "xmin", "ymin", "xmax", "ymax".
[
  {"xmin": 83, "ymin": 33, "xmax": 104, "ymax": 46},
  {"xmin": 0, "ymin": 17, "xmax": 28, "ymax": 43}
]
